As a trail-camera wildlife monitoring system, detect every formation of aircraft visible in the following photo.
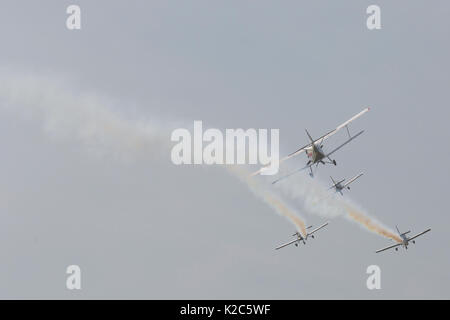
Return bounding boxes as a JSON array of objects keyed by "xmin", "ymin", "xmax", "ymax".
[
  {"xmin": 375, "ymin": 226, "xmax": 431, "ymax": 253},
  {"xmin": 275, "ymin": 222, "xmax": 329, "ymax": 250},
  {"xmin": 270, "ymin": 107, "xmax": 431, "ymax": 253},
  {"xmin": 328, "ymin": 173, "xmax": 363, "ymax": 195}
]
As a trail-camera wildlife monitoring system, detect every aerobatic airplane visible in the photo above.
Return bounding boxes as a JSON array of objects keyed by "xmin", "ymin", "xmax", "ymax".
[
  {"xmin": 261, "ymin": 107, "xmax": 369, "ymax": 183},
  {"xmin": 275, "ymin": 222, "xmax": 329, "ymax": 250},
  {"xmin": 328, "ymin": 173, "xmax": 364, "ymax": 195},
  {"xmin": 375, "ymin": 226, "xmax": 431, "ymax": 253}
]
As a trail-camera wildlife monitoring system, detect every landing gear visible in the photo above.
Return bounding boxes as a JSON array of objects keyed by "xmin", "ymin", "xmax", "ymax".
[
  {"xmin": 295, "ymin": 243, "xmax": 298, "ymax": 247},
  {"xmin": 311, "ymin": 235, "xmax": 314, "ymax": 239},
  {"xmin": 395, "ymin": 248, "xmax": 398, "ymax": 251},
  {"xmin": 412, "ymin": 241, "xmax": 415, "ymax": 244},
  {"xmin": 333, "ymin": 159, "xmax": 337, "ymax": 166}
]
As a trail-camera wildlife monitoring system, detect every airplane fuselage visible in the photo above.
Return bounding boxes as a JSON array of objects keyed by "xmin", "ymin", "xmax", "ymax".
[
  {"xmin": 294, "ymin": 232, "xmax": 306, "ymax": 246},
  {"xmin": 397, "ymin": 233, "xmax": 414, "ymax": 250},
  {"xmin": 401, "ymin": 239, "xmax": 409, "ymax": 249},
  {"xmin": 307, "ymin": 143, "xmax": 325, "ymax": 165}
]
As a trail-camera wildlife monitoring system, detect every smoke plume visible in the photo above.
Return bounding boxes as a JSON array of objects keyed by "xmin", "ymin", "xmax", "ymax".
[{"xmin": 0, "ymin": 69, "xmax": 307, "ymax": 235}]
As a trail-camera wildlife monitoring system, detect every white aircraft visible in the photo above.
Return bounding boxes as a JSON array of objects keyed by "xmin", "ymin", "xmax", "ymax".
[
  {"xmin": 375, "ymin": 226, "xmax": 431, "ymax": 253},
  {"xmin": 328, "ymin": 173, "xmax": 364, "ymax": 195},
  {"xmin": 265, "ymin": 108, "xmax": 369, "ymax": 183},
  {"xmin": 275, "ymin": 222, "xmax": 329, "ymax": 250}
]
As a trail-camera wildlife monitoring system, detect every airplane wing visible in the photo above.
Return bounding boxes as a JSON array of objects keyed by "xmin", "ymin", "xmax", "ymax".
[
  {"xmin": 275, "ymin": 238, "xmax": 299, "ymax": 250},
  {"xmin": 320, "ymin": 107, "xmax": 370, "ymax": 142},
  {"xmin": 250, "ymin": 141, "xmax": 318, "ymax": 176},
  {"xmin": 343, "ymin": 173, "xmax": 364, "ymax": 188},
  {"xmin": 250, "ymin": 108, "xmax": 370, "ymax": 176},
  {"xmin": 375, "ymin": 243, "xmax": 402, "ymax": 253},
  {"xmin": 308, "ymin": 222, "xmax": 329, "ymax": 236},
  {"xmin": 408, "ymin": 228, "xmax": 431, "ymax": 242},
  {"xmin": 271, "ymin": 164, "xmax": 311, "ymax": 184},
  {"xmin": 324, "ymin": 130, "xmax": 364, "ymax": 158}
]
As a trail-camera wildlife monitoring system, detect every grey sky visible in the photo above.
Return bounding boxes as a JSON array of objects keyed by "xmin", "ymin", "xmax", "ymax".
[{"xmin": 0, "ymin": 1, "xmax": 449, "ymax": 299}]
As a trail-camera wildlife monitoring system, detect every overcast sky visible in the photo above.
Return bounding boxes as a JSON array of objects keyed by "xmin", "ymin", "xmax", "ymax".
[{"xmin": 0, "ymin": 1, "xmax": 449, "ymax": 299}]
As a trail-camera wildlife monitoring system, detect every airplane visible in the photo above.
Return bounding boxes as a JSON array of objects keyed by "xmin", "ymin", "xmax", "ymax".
[
  {"xmin": 328, "ymin": 172, "xmax": 364, "ymax": 195},
  {"xmin": 261, "ymin": 107, "xmax": 369, "ymax": 183},
  {"xmin": 375, "ymin": 226, "xmax": 431, "ymax": 253},
  {"xmin": 275, "ymin": 222, "xmax": 329, "ymax": 250}
]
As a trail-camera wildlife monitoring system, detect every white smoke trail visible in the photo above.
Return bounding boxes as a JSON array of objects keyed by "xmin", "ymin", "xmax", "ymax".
[
  {"xmin": 0, "ymin": 69, "xmax": 171, "ymax": 162},
  {"xmin": 0, "ymin": 69, "xmax": 307, "ymax": 235},
  {"xmin": 269, "ymin": 166, "xmax": 401, "ymax": 242},
  {"xmin": 228, "ymin": 166, "xmax": 307, "ymax": 237}
]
